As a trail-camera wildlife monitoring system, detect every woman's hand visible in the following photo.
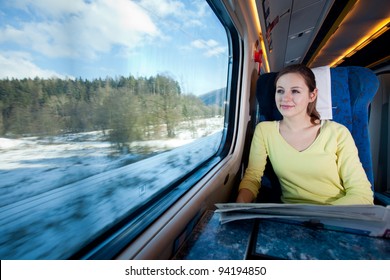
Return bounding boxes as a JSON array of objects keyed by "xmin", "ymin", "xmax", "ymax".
[{"xmin": 236, "ymin": 189, "xmax": 255, "ymax": 203}]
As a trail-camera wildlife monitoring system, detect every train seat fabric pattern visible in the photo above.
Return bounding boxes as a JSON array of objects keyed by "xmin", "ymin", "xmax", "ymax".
[{"xmin": 255, "ymin": 66, "xmax": 379, "ymax": 199}]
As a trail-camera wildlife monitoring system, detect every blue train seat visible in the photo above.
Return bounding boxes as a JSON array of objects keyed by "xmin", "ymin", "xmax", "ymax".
[{"xmin": 254, "ymin": 66, "xmax": 379, "ymax": 203}]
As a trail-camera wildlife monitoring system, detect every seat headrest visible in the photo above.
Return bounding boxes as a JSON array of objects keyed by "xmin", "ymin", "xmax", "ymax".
[{"xmin": 311, "ymin": 66, "xmax": 332, "ymax": 119}]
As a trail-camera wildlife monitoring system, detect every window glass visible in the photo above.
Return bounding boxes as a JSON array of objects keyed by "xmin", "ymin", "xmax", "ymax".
[{"xmin": 0, "ymin": 0, "xmax": 229, "ymax": 259}]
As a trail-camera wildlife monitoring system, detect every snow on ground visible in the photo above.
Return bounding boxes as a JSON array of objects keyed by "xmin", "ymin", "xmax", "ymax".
[{"xmin": 0, "ymin": 117, "xmax": 224, "ymax": 259}]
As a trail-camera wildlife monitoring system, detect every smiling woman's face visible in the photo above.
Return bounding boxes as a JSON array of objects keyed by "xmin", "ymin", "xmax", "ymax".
[{"xmin": 275, "ymin": 72, "xmax": 317, "ymax": 119}]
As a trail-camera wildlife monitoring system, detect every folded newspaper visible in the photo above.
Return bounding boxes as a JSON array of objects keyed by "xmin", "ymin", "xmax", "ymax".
[{"xmin": 215, "ymin": 203, "xmax": 390, "ymax": 238}]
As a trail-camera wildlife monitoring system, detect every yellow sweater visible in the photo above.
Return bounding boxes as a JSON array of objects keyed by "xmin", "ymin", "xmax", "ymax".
[{"xmin": 239, "ymin": 120, "xmax": 374, "ymax": 205}]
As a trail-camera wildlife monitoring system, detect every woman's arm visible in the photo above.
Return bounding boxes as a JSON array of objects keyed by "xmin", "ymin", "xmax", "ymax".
[
  {"xmin": 331, "ymin": 125, "xmax": 374, "ymax": 205},
  {"xmin": 237, "ymin": 123, "xmax": 269, "ymax": 202}
]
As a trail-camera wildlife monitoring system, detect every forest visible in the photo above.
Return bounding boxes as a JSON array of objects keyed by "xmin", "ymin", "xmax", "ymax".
[{"xmin": 0, "ymin": 74, "xmax": 224, "ymax": 151}]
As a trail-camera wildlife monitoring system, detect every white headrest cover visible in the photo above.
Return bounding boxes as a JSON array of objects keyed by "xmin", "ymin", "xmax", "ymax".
[{"xmin": 311, "ymin": 66, "xmax": 332, "ymax": 120}]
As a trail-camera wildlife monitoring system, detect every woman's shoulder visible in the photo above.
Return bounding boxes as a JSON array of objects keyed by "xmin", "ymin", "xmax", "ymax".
[
  {"xmin": 322, "ymin": 120, "xmax": 349, "ymax": 131},
  {"xmin": 322, "ymin": 120, "xmax": 353, "ymax": 140},
  {"xmin": 256, "ymin": 120, "xmax": 278, "ymax": 129},
  {"xmin": 254, "ymin": 121, "xmax": 278, "ymax": 137}
]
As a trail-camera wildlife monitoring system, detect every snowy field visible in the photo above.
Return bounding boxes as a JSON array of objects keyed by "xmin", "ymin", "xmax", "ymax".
[{"xmin": 0, "ymin": 117, "xmax": 224, "ymax": 259}]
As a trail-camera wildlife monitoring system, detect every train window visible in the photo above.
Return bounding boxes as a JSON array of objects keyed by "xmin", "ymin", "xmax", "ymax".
[{"xmin": 0, "ymin": 0, "xmax": 231, "ymax": 259}]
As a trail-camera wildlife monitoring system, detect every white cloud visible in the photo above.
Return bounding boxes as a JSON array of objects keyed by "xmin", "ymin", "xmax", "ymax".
[
  {"xmin": 76, "ymin": 0, "xmax": 160, "ymax": 57},
  {"xmin": 191, "ymin": 40, "xmax": 207, "ymax": 49},
  {"xmin": 178, "ymin": 0, "xmax": 209, "ymax": 28},
  {"xmin": 0, "ymin": 52, "xmax": 68, "ymax": 79},
  {"xmin": 138, "ymin": 0, "xmax": 185, "ymax": 18},
  {"xmin": 204, "ymin": 46, "xmax": 226, "ymax": 57},
  {"xmin": 11, "ymin": 0, "xmax": 86, "ymax": 18},
  {"xmin": 2, "ymin": 0, "xmax": 160, "ymax": 59},
  {"xmin": 191, "ymin": 39, "xmax": 227, "ymax": 57},
  {"xmin": 191, "ymin": 39, "xmax": 219, "ymax": 49},
  {"xmin": 2, "ymin": 0, "xmax": 218, "ymax": 60}
]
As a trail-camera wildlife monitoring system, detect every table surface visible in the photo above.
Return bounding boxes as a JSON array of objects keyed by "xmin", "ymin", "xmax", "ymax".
[{"xmin": 174, "ymin": 211, "xmax": 390, "ymax": 260}]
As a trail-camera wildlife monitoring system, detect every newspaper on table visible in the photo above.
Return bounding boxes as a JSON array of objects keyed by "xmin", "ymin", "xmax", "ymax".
[{"xmin": 215, "ymin": 203, "xmax": 390, "ymax": 238}]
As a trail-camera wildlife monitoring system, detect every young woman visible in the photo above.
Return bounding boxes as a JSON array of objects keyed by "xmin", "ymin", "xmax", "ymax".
[{"xmin": 236, "ymin": 64, "xmax": 374, "ymax": 205}]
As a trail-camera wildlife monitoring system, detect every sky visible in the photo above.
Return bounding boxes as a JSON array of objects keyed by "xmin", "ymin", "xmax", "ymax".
[{"xmin": 0, "ymin": 0, "xmax": 229, "ymax": 95}]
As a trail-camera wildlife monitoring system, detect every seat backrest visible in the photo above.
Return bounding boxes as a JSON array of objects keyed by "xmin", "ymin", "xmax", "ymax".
[
  {"xmin": 368, "ymin": 72, "xmax": 390, "ymax": 193},
  {"xmin": 255, "ymin": 66, "xmax": 379, "ymax": 201}
]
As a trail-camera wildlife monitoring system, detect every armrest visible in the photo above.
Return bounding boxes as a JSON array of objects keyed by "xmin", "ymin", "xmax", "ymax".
[{"xmin": 374, "ymin": 192, "xmax": 390, "ymax": 206}]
